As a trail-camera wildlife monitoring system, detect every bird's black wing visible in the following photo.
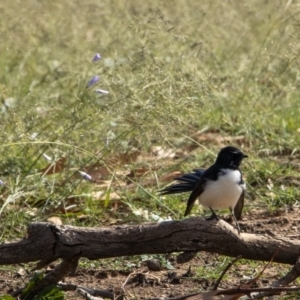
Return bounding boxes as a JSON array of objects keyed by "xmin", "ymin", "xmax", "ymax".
[
  {"xmin": 233, "ymin": 189, "xmax": 244, "ymax": 221},
  {"xmin": 184, "ymin": 176, "xmax": 207, "ymax": 216},
  {"xmin": 183, "ymin": 164, "xmax": 220, "ymax": 217},
  {"xmin": 159, "ymin": 169, "xmax": 205, "ymax": 195}
]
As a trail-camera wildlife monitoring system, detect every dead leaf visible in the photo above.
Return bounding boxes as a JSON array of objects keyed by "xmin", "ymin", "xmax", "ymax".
[
  {"xmin": 41, "ymin": 196, "xmax": 81, "ymax": 215},
  {"xmin": 76, "ymin": 214, "xmax": 90, "ymax": 222},
  {"xmin": 191, "ymin": 131, "xmax": 245, "ymax": 146},
  {"xmin": 159, "ymin": 171, "xmax": 183, "ymax": 183},
  {"xmin": 47, "ymin": 197, "xmax": 81, "ymax": 214},
  {"xmin": 41, "ymin": 157, "xmax": 67, "ymax": 175},
  {"xmin": 90, "ymin": 190, "xmax": 134, "ymax": 213},
  {"xmin": 91, "ymin": 191, "xmax": 121, "ymax": 201},
  {"xmin": 16, "ymin": 268, "xmax": 26, "ymax": 277},
  {"xmin": 105, "ymin": 150, "xmax": 141, "ymax": 166},
  {"xmin": 125, "ymin": 167, "xmax": 153, "ymax": 184},
  {"xmin": 24, "ymin": 208, "xmax": 38, "ymax": 216},
  {"xmin": 47, "ymin": 216, "xmax": 63, "ymax": 225},
  {"xmin": 64, "ymin": 196, "xmax": 79, "ymax": 205},
  {"xmin": 151, "ymin": 146, "xmax": 177, "ymax": 159},
  {"xmin": 82, "ymin": 163, "xmax": 110, "ymax": 181},
  {"xmin": 59, "ymin": 204, "xmax": 80, "ymax": 214},
  {"xmin": 94, "ymin": 180, "xmax": 117, "ymax": 189}
]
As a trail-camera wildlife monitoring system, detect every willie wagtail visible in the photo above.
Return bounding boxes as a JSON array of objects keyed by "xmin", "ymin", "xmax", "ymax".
[{"xmin": 160, "ymin": 146, "xmax": 247, "ymax": 233}]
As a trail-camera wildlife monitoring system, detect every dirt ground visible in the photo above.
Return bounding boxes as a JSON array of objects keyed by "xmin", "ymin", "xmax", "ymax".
[{"xmin": 0, "ymin": 208, "xmax": 299, "ymax": 299}]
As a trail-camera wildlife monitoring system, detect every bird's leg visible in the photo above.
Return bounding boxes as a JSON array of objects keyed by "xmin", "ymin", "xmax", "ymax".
[
  {"xmin": 229, "ymin": 207, "xmax": 241, "ymax": 234},
  {"xmin": 206, "ymin": 207, "xmax": 219, "ymax": 220}
]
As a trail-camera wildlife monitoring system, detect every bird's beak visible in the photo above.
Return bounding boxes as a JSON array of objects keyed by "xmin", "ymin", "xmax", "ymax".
[{"xmin": 242, "ymin": 154, "xmax": 248, "ymax": 158}]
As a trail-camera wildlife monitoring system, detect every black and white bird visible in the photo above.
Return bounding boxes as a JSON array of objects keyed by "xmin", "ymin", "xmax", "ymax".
[{"xmin": 160, "ymin": 146, "xmax": 247, "ymax": 233}]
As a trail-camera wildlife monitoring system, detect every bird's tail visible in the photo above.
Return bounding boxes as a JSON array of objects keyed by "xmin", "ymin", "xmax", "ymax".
[{"xmin": 159, "ymin": 169, "xmax": 204, "ymax": 195}]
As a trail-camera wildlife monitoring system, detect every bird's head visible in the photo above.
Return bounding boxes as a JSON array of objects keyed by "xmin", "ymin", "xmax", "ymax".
[{"xmin": 215, "ymin": 146, "xmax": 247, "ymax": 168}]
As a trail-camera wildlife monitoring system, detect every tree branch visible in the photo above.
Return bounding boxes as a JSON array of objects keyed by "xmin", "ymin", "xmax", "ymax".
[{"xmin": 0, "ymin": 218, "xmax": 299, "ymax": 266}]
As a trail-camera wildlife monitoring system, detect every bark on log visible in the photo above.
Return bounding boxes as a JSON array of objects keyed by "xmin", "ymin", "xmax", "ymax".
[{"xmin": 0, "ymin": 217, "xmax": 299, "ymax": 266}]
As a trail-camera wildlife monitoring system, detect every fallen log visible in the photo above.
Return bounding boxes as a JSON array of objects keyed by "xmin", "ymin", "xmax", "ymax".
[{"xmin": 0, "ymin": 217, "xmax": 299, "ymax": 266}]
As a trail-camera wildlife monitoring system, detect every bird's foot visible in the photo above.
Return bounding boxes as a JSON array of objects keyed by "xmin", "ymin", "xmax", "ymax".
[
  {"xmin": 207, "ymin": 207, "xmax": 219, "ymax": 220},
  {"xmin": 205, "ymin": 213, "xmax": 219, "ymax": 221}
]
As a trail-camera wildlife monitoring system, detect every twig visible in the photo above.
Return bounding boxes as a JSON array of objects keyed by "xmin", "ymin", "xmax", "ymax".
[
  {"xmin": 121, "ymin": 271, "xmax": 138, "ymax": 289},
  {"xmin": 77, "ymin": 287, "xmax": 104, "ymax": 300},
  {"xmin": 245, "ymin": 250, "xmax": 279, "ymax": 287},
  {"xmin": 148, "ymin": 286, "xmax": 300, "ymax": 300},
  {"xmin": 121, "ymin": 270, "xmax": 161, "ymax": 289},
  {"xmin": 58, "ymin": 282, "xmax": 114, "ymax": 299},
  {"xmin": 20, "ymin": 257, "xmax": 79, "ymax": 299},
  {"xmin": 251, "ymin": 255, "xmax": 300, "ymax": 299},
  {"xmin": 272, "ymin": 256, "xmax": 300, "ymax": 286},
  {"xmin": 213, "ymin": 255, "xmax": 242, "ymax": 290}
]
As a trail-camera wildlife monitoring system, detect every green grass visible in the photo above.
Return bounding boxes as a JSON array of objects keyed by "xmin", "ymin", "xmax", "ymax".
[{"xmin": 1, "ymin": 0, "xmax": 300, "ymax": 298}]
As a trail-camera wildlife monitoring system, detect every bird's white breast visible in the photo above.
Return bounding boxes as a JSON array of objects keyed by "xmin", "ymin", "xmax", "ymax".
[{"xmin": 199, "ymin": 169, "xmax": 244, "ymax": 210}]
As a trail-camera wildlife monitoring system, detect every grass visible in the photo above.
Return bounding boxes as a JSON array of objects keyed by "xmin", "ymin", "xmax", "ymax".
[{"xmin": 1, "ymin": 0, "xmax": 300, "ymax": 298}]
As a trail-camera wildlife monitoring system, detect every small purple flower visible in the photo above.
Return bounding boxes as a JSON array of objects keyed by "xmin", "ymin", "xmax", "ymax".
[
  {"xmin": 79, "ymin": 171, "xmax": 92, "ymax": 181},
  {"xmin": 87, "ymin": 75, "xmax": 100, "ymax": 87},
  {"xmin": 95, "ymin": 89, "xmax": 109, "ymax": 94},
  {"xmin": 92, "ymin": 53, "xmax": 101, "ymax": 62}
]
